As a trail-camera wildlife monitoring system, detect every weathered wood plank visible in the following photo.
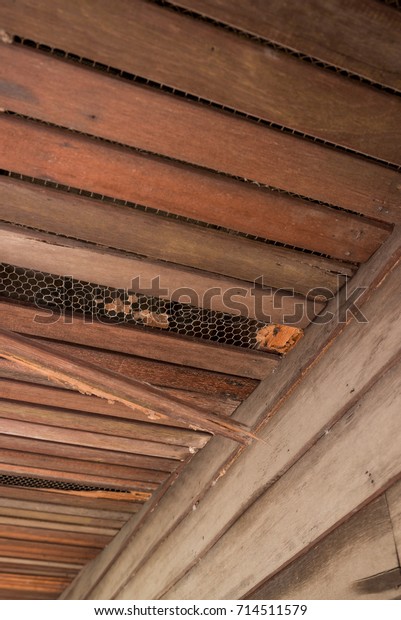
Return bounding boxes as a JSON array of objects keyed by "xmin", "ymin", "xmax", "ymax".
[
  {"xmin": 0, "ymin": 176, "xmax": 357, "ymax": 289},
  {"xmin": 0, "ymin": 343, "xmax": 258, "ymax": 400},
  {"xmin": 0, "ymin": 538, "xmax": 98, "ymax": 563},
  {"xmin": 1, "ymin": 46, "xmax": 399, "ymax": 220},
  {"xmin": 174, "ymin": 0, "xmax": 401, "ymax": 91},
  {"xmin": 0, "ymin": 399, "xmax": 209, "ymax": 449},
  {"xmin": 0, "ymin": 221, "xmax": 322, "ymax": 320},
  {"xmin": 0, "ymin": 433, "xmax": 178, "ymax": 473},
  {"xmin": 0, "ymin": 487, "xmax": 141, "ymax": 513},
  {"xmin": 386, "ymin": 481, "xmax": 401, "ymax": 563},
  {"xmin": 0, "ymin": 524, "xmax": 112, "ymax": 548},
  {"xmin": 0, "ymin": 301, "xmax": 278, "ymax": 380},
  {"xmin": 0, "ymin": 417, "xmax": 192, "ymax": 460},
  {"xmin": 0, "ymin": 116, "xmax": 390, "ymax": 263},
  {"xmin": 0, "ymin": 496, "xmax": 131, "ymax": 522},
  {"xmin": 163, "ymin": 360, "xmax": 401, "ymax": 599},
  {"xmin": 0, "ymin": 515, "xmax": 117, "ymax": 536},
  {"xmin": 249, "ymin": 496, "xmax": 401, "ymax": 600},
  {"xmin": 0, "ymin": 325, "xmax": 256, "ymax": 442},
  {"xmin": 0, "ymin": 1, "xmax": 400, "ymax": 162},
  {"xmin": 65, "ymin": 226, "xmax": 401, "ymax": 600},
  {"xmin": 0, "ymin": 573, "xmax": 71, "ymax": 593}
]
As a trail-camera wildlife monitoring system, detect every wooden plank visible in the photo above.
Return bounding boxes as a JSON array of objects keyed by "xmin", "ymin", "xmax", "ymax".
[
  {"xmin": 249, "ymin": 496, "xmax": 401, "ymax": 600},
  {"xmin": 0, "ymin": 301, "xmax": 278, "ymax": 381},
  {"xmin": 0, "ymin": 1, "xmax": 400, "ymax": 163},
  {"xmin": 0, "ymin": 399, "xmax": 209, "ymax": 449},
  {"xmin": 1, "ymin": 47, "xmax": 399, "ymax": 221},
  {"xmin": 0, "ymin": 325, "xmax": 256, "ymax": 443},
  {"xmin": 0, "ymin": 119, "xmax": 390, "ymax": 265},
  {"xmin": 0, "ymin": 538, "xmax": 99, "ymax": 563},
  {"xmin": 0, "ymin": 508, "xmax": 125, "ymax": 530},
  {"xmin": 163, "ymin": 360, "xmax": 401, "ymax": 599},
  {"xmin": 386, "ymin": 481, "xmax": 401, "ymax": 562},
  {"xmin": 0, "ymin": 524, "xmax": 112, "ymax": 548},
  {"xmin": 0, "ymin": 487, "xmax": 141, "ymax": 513},
  {"xmin": 174, "ymin": 0, "xmax": 401, "ymax": 91},
  {"xmin": 0, "ymin": 515, "xmax": 117, "ymax": 536},
  {"xmin": 0, "ymin": 433, "xmax": 178, "ymax": 473},
  {"xmin": 0, "ymin": 446, "xmax": 168, "ymax": 484},
  {"xmin": 0, "ymin": 377, "xmax": 240, "ymax": 421},
  {"xmin": 0, "ymin": 177, "xmax": 358, "ymax": 290},
  {"xmin": 0, "ymin": 461, "xmax": 158, "ymax": 493},
  {"xmin": 65, "ymin": 226, "xmax": 401, "ymax": 600},
  {"xmin": 0, "ymin": 221, "xmax": 320, "ymax": 321},
  {"xmin": 0, "ymin": 573, "xmax": 70, "ymax": 593},
  {"xmin": 0, "ymin": 343, "xmax": 258, "ymax": 400},
  {"xmin": 0, "ymin": 497, "xmax": 131, "ymax": 521},
  {"xmin": 0, "ymin": 417, "xmax": 192, "ymax": 460}
]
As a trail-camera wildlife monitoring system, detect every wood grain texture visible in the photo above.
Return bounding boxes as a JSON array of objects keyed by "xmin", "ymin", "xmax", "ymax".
[
  {"xmin": 0, "ymin": 524, "xmax": 112, "ymax": 548},
  {"xmin": 163, "ymin": 360, "xmax": 401, "ymax": 599},
  {"xmin": 0, "ymin": 117, "xmax": 390, "ymax": 264},
  {"xmin": 0, "ymin": 1, "xmax": 400, "ymax": 162},
  {"xmin": 0, "ymin": 487, "xmax": 142, "ymax": 513},
  {"xmin": 66, "ymin": 227, "xmax": 401, "ymax": 600},
  {"xmin": 249, "ymin": 496, "xmax": 401, "ymax": 600},
  {"xmin": 0, "ymin": 496, "xmax": 132, "ymax": 521},
  {"xmin": 0, "ymin": 221, "xmax": 322, "ymax": 321},
  {"xmin": 1, "ymin": 46, "xmax": 399, "ymax": 221},
  {"xmin": 0, "ymin": 301, "xmax": 278, "ymax": 380},
  {"xmin": 0, "ymin": 538, "xmax": 99, "ymax": 564},
  {"xmin": 386, "ymin": 481, "xmax": 401, "ymax": 562},
  {"xmin": 0, "ymin": 342, "xmax": 258, "ymax": 400},
  {"xmin": 0, "ymin": 325, "xmax": 258, "ymax": 442},
  {"xmin": 174, "ymin": 0, "xmax": 401, "ymax": 91},
  {"xmin": 0, "ymin": 433, "xmax": 178, "ymax": 473},
  {"xmin": 0, "ymin": 400, "xmax": 209, "ymax": 449},
  {"xmin": 0, "ymin": 573, "xmax": 70, "ymax": 594},
  {"xmin": 0, "ymin": 176, "xmax": 357, "ymax": 291}
]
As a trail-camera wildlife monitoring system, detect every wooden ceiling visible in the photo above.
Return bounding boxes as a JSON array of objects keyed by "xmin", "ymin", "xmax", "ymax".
[{"xmin": 0, "ymin": 0, "xmax": 400, "ymax": 600}]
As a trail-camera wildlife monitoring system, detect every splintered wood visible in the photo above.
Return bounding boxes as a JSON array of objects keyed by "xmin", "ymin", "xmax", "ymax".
[{"xmin": 255, "ymin": 324, "xmax": 303, "ymax": 354}]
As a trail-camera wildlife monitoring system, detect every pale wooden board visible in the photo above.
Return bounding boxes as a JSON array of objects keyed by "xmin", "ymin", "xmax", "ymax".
[{"xmin": 249, "ymin": 495, "xmax": 401, "ymax": 600}]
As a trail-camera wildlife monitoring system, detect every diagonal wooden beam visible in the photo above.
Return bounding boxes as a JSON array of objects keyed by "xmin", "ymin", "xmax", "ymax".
[{"xmin": 0, "ymin": 326, "xmax": 255, "ymax": 443}]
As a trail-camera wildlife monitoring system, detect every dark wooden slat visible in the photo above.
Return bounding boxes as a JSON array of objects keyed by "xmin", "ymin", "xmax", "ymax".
[
  {"xmin": 174, "ymin": 0, "xmax": 401, "ymax": 91},
  {"xmin": 0, "ymin": 377, "xmax": 240, "ymax": 421},
  {"xmin": 0, "ymin": 176, "xmax": 357, "ymax": 290},
  {"xmin": 0, "ymin": 399, "xmax": 209, "ymax": 449},
  {"xmin": 0, "ymin": 496, "xmax": 132, "ymax": 521},
  {"xmin": 0, "ymin": 115, "xmax": 390, "ymax": 263},
  {"xmin": 0, "ymin": 433, "xmax": 178, "ymax": 473},
  {"xmin": 1, "ymin": 46, "xmax": 399, "ymax": 220},
  {"xmin": 0, "ymin": 487, "xmax": 141, "ymax": 513},
  {"xmin": 0, "ymin": 538, "xmax": 99, "ymax": 563},
  {"xmin": 0, "ymin": 524, "xmax": 112, "ymax": 548},
  {"xmin": 0, "ymin": 301, "xmax": 278, "ymax": 380},
  {"xmin": 0, "ymin": 220, "xmax": 320, "ymax": 321},
  {"xmin": 0, "ymin": 417, "xmax": 192, "ymax": 460},
  {"xmin": 0, "ymin": 343, "xmax": 258, "ymax": 400},
  {"xmin": 0, "ymin": 1, "xmax": 400, "ymax": 162},
  {"xmin": 0, "ymin": 461, "xmax": 159, "ymax": 493}
]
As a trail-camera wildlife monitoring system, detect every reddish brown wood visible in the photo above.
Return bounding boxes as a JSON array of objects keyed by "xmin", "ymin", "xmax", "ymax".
[
  {"xmin": 0, "ymin": 538, "xmax": 99, "ymax": 563},
  {"xmin": 1, "ymin": 46, "xmax": 399, "ymax": 219},
  {"xmin": 0, "ymin": 116, "xmax": 391, "ymax": 261},
  {"xmin": 0, "ymin": 433, "xmax": 178, "ymax": 473},
  {"xmin": 0, "ymin": 301, "xmax": 278, "ymax": 380},
  {"xmin": 0, "ymin": 1, "xmax": 400, "ymax": 162},
  {"xmin": 174, "ymin": 0, "xmax": 401, "ymax": 91},
  {"xmin": 0, "ymin": 524, "xmax": 112, "ymax": 548}
]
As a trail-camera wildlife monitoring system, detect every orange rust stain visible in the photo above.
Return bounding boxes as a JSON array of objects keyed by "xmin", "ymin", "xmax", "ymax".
[{"xmin": 255, "ymin": 324, "xmax": 303, "ymax": 354}]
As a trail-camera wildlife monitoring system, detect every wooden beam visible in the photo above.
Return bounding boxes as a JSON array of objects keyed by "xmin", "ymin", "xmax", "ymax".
[
  {"xmin": 173, "ymin": 0, "xmax": 401, "ymax": 91},
  {"xmin": 0, "ymin": 220, "xmax": 323, "ymax": 319},
  {"xmin": 386, "ymin": 481, "xmax": 401, "ymax": 564},
  {"xmin": 248, "ymin": 495, "xmax": 401, "ymax": 600},
  {"xmin": 0, "ymin": 301, "xmax": 278, "ymax": 379},
  {"xmin": 0, "ymin": 324, "xmax": 256, "ymax": 442},
  {"xmin": 1, "ymin": 46, "xmax": 399, "ymax": 220},
  {"xmin": 0, "ymin": 117, "xmax": 391, "ymax": 263},
  {"xmin": 0, "ymin": 1, "xmax": 400, "ymax": 162},
  {"xmin": 0, "ymin": 178, "xmax": 358, "ymax": 294},
  {"xmin": 62, "ymin": 226, "xmax": 401, "ymax": 600}
]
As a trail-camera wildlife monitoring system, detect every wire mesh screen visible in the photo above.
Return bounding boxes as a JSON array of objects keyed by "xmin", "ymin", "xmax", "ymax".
[
  {"xmin": 0, "ymin": 263, "xmax": 277, "ymax": 351},
  {"xmin": 0, "ymin": 474, "xmax": 130, "ymax": 493}
]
